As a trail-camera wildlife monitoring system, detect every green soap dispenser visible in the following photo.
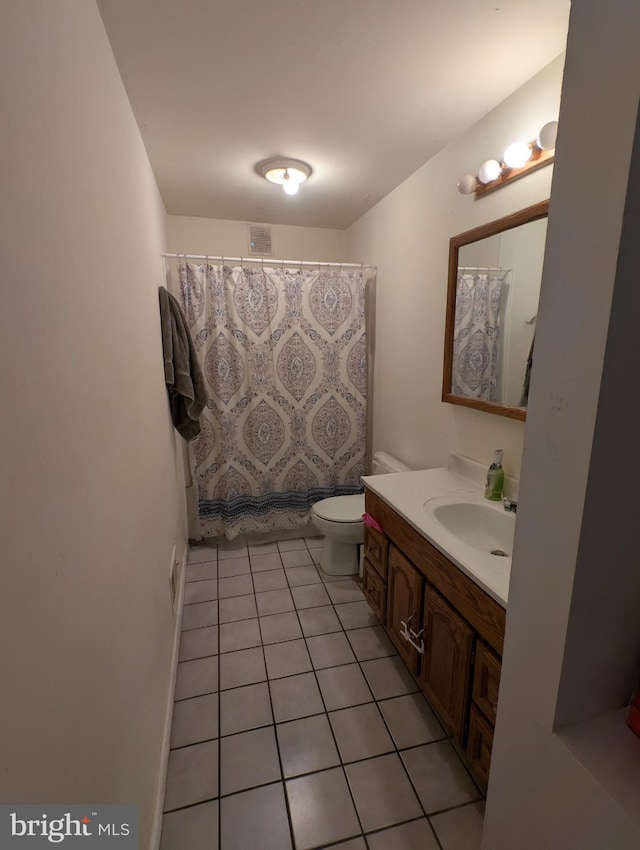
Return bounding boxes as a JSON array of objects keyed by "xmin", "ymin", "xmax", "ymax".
[{"xmin": 485, "ymin": 449, "xmax": 505, "ymax": 501}]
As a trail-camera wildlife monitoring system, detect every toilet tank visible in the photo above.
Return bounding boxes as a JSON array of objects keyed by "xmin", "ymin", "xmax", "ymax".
[{"xmin": 371, "ymin": 451, "xmax": 410, "ymax": 475}]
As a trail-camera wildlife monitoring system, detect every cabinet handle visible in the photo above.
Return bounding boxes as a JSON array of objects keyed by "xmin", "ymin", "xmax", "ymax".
[
  {"xmin": 400, "ymin": 613, "xmax": 425, "ymax": 654},
  {"xmin": 405, "ymin": 633, "xmax": 425, "ymax": 654},
  {"xmin": 403, "ymin": 612, "xmax": 415, "ymax": 626}
]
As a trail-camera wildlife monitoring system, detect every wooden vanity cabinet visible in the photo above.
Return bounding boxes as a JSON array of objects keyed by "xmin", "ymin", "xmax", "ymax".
[{"xmin": 364, "ymin": 487, "xmax": 506, "ymax": 791}]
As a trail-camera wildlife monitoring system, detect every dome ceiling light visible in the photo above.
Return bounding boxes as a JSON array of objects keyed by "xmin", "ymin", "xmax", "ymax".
[{"xmin": 259, "ymin": 158, "xmax": 312, "ymax": 196}]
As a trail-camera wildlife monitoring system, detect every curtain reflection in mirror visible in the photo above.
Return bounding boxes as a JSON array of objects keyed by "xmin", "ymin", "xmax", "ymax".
[{"xmin": 452, "ymin": 269, "xmax": 511, "ymax": 403}]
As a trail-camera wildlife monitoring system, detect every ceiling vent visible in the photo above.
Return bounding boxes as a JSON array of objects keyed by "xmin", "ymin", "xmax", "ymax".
[{"xmin": 248, "ymin": 224, "xmax": 273, "ymax": 256}]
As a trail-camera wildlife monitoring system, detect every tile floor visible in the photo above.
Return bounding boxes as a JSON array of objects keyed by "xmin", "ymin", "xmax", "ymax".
[{"xmin": 160, "ymin": 534, "xmax": 485, "ymax": 850}]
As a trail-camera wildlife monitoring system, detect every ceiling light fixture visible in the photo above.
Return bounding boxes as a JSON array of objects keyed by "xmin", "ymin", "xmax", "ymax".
[
  {"xmin": 457, "ymin": 120, "xmax": 558, "ymax": 199},
  {"xmin": 259, "ymin": 158, "xmax": 312, "ymax": 196}
]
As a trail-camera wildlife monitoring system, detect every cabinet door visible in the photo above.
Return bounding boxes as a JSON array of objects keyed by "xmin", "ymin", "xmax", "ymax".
[
  {"xmin": 420, "ymin": 586, "xmax": 473, "ymax": 741},
  {"xmin": 466, "ymin": 704, "xmax": 494, "ymax": 793},
  {"xmin": 472, "ymin": 641, "xmax": 502, "ymax": 726},
  {"xmin": 363, "ymin": 525, "xmax": 388, "ymax": 580},
  {"xmin": 362, "ymin": 558, "xmax": 387, "ymax": 624},
  {"xmin": 386, "ymin": 545, "xmax": 424, "ymax": 674}
]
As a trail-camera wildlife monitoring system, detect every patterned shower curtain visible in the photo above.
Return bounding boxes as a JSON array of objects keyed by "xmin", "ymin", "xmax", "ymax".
[
  {"xmin": 452, "ymin": 270, "xmax": 509, "ymax": 402},
  {"xmin": 178, "ymin": 262, "xmax": 367, "ymax": 539}
]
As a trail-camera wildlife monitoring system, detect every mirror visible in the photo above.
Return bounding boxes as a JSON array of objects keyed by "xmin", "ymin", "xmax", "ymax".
[{"xmin": 442, "ymin": 200, "xmax": 549, "ymax": 421}]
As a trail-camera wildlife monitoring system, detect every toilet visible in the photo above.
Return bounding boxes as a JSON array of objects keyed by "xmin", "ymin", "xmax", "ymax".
[{"xmin": 311, "ymin": 452, "xmax": 410, "ymax": 575}]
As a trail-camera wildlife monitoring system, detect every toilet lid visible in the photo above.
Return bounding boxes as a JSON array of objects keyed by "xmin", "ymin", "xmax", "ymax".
[{"xmin": 313, "ymin": 494, "xmax": 365, "ymax": 523}]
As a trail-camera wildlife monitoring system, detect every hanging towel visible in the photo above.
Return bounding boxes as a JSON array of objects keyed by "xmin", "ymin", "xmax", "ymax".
[{"xmin": 158, "ymin": 286, "xmax": 207, "ymax": 441}]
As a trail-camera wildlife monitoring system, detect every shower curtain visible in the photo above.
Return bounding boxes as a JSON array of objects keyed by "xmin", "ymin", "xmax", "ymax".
[
  {"xmin": 452, "ymin": 269, "xmax": 509, "ymax": 402},
  {"xmin": 178, "ymin": 262, "xmax": 367, "ymax": 539}
]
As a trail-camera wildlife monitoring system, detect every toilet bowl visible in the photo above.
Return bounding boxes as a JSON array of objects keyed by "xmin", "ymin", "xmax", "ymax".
[{"xmin": 311, "ymin": 452, "xmax": 410, "ymax": 575}]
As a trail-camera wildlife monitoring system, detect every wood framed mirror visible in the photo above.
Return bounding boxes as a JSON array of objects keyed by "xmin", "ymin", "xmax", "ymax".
[{"xmin": 442, "ymin": 199, "xmax": 549, "ymax": 421}]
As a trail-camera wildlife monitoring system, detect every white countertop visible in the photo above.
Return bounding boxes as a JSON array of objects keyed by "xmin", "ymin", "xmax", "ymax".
[{"xmin": 362, "ymin": 465, "xmax": 511, "ymax": 607}]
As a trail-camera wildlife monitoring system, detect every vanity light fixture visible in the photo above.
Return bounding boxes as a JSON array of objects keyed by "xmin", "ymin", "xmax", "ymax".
[
  {"xmin": 457, "ymin": 120, "xmax": 558, "ymax": 199},
  {"xmin": 259, "ymin": 158, "xmax": 312, "ymax": 196},
  {"xmin": 503, "ymin": 141, "xmax": 533, "ymax": 169}
]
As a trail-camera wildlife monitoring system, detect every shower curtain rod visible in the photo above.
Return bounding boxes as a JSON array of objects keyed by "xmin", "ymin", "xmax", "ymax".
[
  {"xmin": 162, "ymin": 252, "xmax": 374, "ymax": 270},
  {"xmin": 458, "ymin": 266, "xmax": 505, "ymax": 271}
]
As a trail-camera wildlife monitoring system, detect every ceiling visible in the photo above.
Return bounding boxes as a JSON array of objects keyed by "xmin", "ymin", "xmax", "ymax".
[{"xmin": 98, "ymin": 0, "xmax": 570, "ymax": 230}]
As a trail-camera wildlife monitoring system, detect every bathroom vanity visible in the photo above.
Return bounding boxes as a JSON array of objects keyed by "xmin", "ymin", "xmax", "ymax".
[{"xmin": 361, "ymin": 461, "xmax": 511, "ymax": 791}]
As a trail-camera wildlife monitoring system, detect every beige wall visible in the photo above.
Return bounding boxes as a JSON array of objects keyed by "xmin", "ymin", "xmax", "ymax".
[
  {"xmin": 167, "ymin": 215, "xmax": 346, "ymax": 262},
  {"xmin": 0, "ymin": 2, "xmax": 186, "ymax": 845},
  {"xmin": 485, "ymin": 0, "xmax": 640, "ymax": 846},
  {"xmin": 346, "ymin": 55, "xmax": 565, "ymax": 479}
]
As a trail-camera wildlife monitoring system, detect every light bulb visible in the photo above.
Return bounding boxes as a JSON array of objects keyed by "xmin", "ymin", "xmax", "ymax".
[
  {"xmin": 457, "ymin": 174, "xmax": 478, "ymax": 195},
  {"xmin": 503, "ymin": 141, "xmax": 533, "ymax": 169},
  {"xmin": 282, "ymin": 168, "xmax": 301, "ymax": 195},
  {"xmin": 537, "ymin": 120, "xmax": 558, "ymax": 151},
  {"xmin": 478, "ymin": 159, "xmax": 502, "ymax": 185}
]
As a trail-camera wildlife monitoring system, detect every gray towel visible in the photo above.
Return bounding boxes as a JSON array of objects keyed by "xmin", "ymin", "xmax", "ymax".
[{"xmin": 158, "ymin": 286, "xmax": 207, "ymax": 441}]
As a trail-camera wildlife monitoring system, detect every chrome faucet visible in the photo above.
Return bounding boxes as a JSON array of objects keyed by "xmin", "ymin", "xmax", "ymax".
[{"xmin": 502, "ymin": 498, "xmax": 518, "ymax": 514}]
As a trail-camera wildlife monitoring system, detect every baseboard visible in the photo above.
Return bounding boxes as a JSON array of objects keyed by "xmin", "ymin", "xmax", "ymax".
[{"xmin": 148, "ymin": 539, "xmax": 189, "ymax": 850}]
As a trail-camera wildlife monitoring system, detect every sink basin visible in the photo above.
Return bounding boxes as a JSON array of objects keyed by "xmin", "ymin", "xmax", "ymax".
[{"xmin": 424, "ymin": 497, "xmax": 515, "ymax": 556}]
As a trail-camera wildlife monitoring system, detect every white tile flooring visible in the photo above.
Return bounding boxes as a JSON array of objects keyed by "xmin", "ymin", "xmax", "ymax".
[{"xmin": 160, "ymin": 534, "xmax": 485, "ymax": 850}]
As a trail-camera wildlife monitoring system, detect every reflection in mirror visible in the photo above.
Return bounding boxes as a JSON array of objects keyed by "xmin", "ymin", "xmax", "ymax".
[{"xmin": 442, "ymin": 200, "xmax": 549, "ymax": 422}]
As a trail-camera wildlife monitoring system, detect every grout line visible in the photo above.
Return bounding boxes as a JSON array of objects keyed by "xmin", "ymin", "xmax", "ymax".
[
  {"xmin": 337, "ymin": 597, "xmax": 459, "ymax": 847},
  {"xmin": 358, "ymin": 815, "xmax": 441, "ymax": 849},
  {"xmin": 185, "ymin": 574, "xmax": 219, "ymax": 585},
  {"xmin": 214, "ymin": 593, "xmax": 221, "ymax": 850},
  {"xmin": 287, "ymin": 579, "xmax": 368, "ymax": 849},
  {"xmin": 175, "ymin": 537, "xmax": 483, "ymax": 849},
  {"xmin": 251, "ymin": 576, "xmax": 298, "ymax": 849}
]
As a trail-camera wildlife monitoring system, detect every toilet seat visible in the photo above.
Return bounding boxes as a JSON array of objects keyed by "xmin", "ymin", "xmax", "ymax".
[{"xmin": 312, "ymin": 494, "xmax": 365, "ymax": 523}]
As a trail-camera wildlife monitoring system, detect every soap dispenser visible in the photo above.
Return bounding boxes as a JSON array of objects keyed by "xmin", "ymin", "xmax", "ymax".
[{"xmin": 485, "ymin": 449, "xmax": 505, "ymax": 501}]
